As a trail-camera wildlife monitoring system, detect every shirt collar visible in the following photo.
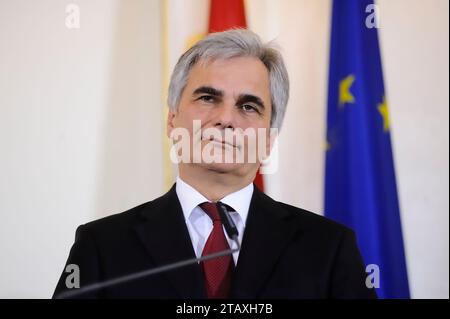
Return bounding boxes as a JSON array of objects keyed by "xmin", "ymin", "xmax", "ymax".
[{"xmin": 176, "ymin": 176, "xmax": 253, "ymax": 225}]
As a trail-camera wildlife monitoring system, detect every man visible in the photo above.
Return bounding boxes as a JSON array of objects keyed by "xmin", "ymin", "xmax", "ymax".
[{"xmin": 53, "ymin": 29, "xmax": 376, "ymax": 299}]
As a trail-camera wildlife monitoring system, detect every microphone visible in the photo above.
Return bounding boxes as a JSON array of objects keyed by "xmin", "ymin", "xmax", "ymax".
[
  {"xmin": 216, "ymin": 202, "xmax": 239, "ymax": 239},
  {"xmin": 55, "ymin": 202, "xmax": 240, "ymax": 299}
]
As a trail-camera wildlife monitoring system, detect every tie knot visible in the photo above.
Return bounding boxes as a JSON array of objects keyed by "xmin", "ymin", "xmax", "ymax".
[{"xmin": 199, "ymin": 202, "xmax": 222, "ymax": 222}]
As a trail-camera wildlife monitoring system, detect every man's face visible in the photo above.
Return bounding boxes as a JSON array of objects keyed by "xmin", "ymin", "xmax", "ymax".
[{"xmin": 167, "ymin": 56, "xmax": 273, "ymax": 178}]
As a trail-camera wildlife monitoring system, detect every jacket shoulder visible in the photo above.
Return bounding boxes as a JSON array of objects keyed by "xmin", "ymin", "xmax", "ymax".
[
  {"xmin": 277, "ymin": 200, "xmax": 354, "ymax": 235},
  {"xmin": 79, "ymin": 187, "xmax": 173, "ymax": 235},
  {"xmin": 253, "ymin": 188, "xmax": 354, "ymax": 236}
]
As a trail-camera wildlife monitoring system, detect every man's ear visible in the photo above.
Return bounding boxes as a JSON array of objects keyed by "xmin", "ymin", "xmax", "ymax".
[{"xmin": 167, "ymin": 109, "xmax": 177, "ymax": 138}]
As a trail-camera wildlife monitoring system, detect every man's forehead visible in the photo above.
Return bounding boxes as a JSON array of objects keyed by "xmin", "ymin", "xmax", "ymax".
[
  {"xmin": 185, "ymin": 57, "xmax": 270, "ymax": 94},
  {"xmin": 188, "ymin": 56, "xmax": 269, "ymax": 80}
]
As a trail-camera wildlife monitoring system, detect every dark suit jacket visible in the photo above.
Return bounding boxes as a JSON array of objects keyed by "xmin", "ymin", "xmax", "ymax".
[{"xmin": 53, "ymin": 184, "xmax": 376, "ymax": 299}]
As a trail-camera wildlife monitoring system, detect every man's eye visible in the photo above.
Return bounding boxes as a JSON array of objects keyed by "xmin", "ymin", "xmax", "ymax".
[
  {"xmin": 241, "ymin": 104, "xmax": 258, "ymax": 112},
  {"xmin": 198, "ymin": 95, "xmax": 216, "ymax": 103}
]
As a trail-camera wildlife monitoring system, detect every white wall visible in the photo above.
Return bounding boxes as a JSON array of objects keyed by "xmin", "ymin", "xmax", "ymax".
[
  {"xmin": 247, "ymin": 0, "xmax": 449, "ymax": 298},
  {"xmin": 378, "ymin": 0, "xmax": 449, "ymax": 298},
  {"xmin": 0, "ymin": 0, "xmax": 448, "ymax": 299},
  {"xmin": 0, "ymin": 0, "xmax": 163, "ymax": 298}
]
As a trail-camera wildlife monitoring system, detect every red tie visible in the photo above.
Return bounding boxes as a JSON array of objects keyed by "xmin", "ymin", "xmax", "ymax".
[{"xmin": 199, "ymin": 202, "xmax": 234, "ymax": 299}]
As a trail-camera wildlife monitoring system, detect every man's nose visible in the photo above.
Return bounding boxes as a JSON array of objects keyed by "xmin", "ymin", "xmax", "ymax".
[{"xmin": 213, "ymin": 102, "xmax": 236, "ymax": 129}]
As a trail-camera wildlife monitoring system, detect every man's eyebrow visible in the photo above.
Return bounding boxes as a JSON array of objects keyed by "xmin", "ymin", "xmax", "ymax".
[
  {"xmin": 192, "ymin": 86, "xmax": 224, "ymax": 97},
  {"xmin": 236, "ymin": 94, "xmax": 265, "ymax": 110}
]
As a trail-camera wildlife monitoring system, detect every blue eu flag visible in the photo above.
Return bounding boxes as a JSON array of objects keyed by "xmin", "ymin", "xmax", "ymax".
[{"xmin": 325, "ymin": 0, "xmax": 410, "ymax": 298}]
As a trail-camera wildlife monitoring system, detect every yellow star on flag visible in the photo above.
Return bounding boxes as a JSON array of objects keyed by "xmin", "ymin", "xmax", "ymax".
[
  {"xmin": 339, "ymin": 74, "xmax": 356, "ymax": 107},
  {"xmin": 378, "ymin": 96, "xmax": 390, "ymax": 132}
]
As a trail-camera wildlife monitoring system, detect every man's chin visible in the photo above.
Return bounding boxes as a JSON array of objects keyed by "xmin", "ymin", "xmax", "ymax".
[{"xmin": 200, "ymin": 162, "xmax": 246, "ymax": 174}]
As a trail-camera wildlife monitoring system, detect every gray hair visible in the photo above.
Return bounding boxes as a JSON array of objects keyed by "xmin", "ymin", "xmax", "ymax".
[{"xmin": 167, "ymin": 29, "xmax": 289, "ymax": 129}]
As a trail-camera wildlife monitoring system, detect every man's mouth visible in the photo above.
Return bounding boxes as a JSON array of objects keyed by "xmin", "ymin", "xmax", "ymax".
[{"xmin": 202, "ymin": 136, "xmax": 238, "ymax": 149}]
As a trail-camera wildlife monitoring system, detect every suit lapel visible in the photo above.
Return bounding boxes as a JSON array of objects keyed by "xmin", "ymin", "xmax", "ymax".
[
  {"xmin": 230, "ymin": 187, "xmax": 300, "ymax": 298},
  {"xmin": 134, "ymin": 185, "xmax": 206, "ymax": 298}
]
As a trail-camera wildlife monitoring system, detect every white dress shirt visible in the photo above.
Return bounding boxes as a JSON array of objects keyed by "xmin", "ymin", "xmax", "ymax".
[{"xmin": 175, "ymin": 176, "xmax": 253, "ymax": 265}]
